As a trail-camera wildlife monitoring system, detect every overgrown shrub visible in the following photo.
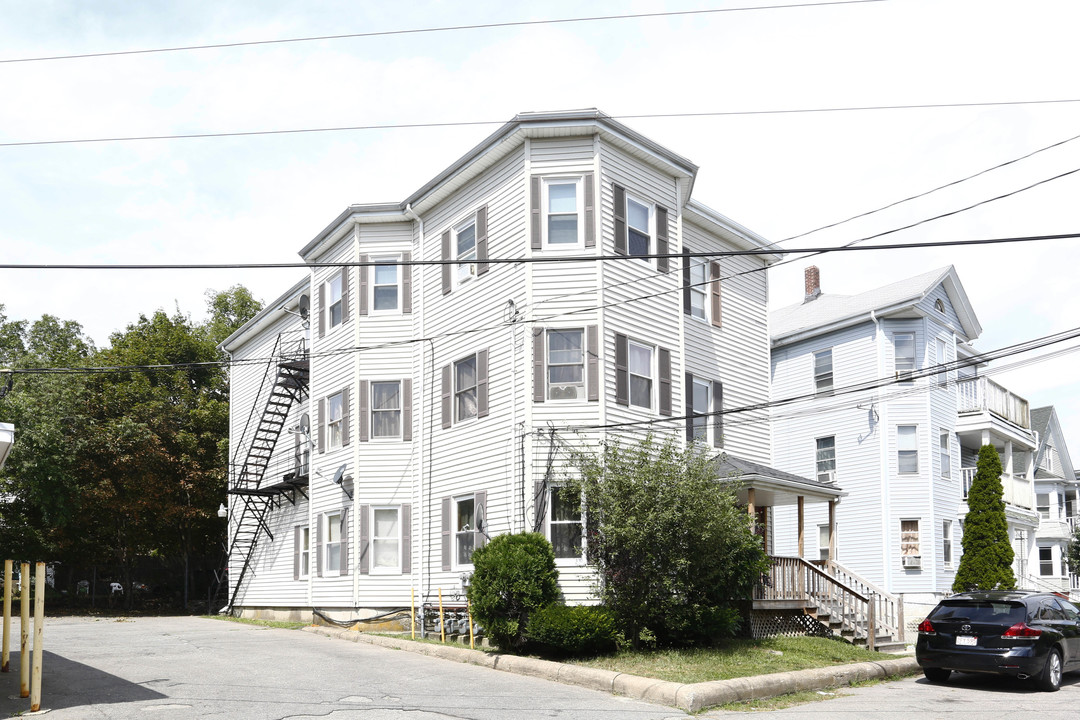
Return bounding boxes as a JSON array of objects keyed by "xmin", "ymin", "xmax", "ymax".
[
  {"xmin": 526, "ymin": 604, "xmax": 620, "ymax": 657},
  {"xmin": 467, "ymin": 532, "xmax": 559, "ymax": 651}
]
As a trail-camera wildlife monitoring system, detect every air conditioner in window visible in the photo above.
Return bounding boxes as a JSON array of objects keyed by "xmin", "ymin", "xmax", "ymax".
[
  {"xmin": 902, "ymin": 555, "xmax": 921, "ymax": 569},
  {"xmin": 817, "ymin": 471, "xmax": 835, "ymax": 485}
]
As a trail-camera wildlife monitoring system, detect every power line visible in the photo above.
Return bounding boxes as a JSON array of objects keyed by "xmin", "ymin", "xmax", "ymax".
[
  {"xmin": 4, "ymin": 99, "xmax": 1080, "ymax": 150},
  {"xmin": 2, "ymin": 232, "xmax": 1078, "ymax": 271},
  {"xmin": 0, "ymin": 2, "xmax": 885, "ymax": 65}
]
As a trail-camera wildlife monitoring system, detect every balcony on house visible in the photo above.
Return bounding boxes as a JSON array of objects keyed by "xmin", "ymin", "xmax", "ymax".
[
  {"xmin": 956, "ymin": 376, "xmax": 1031, "ymax": 432},
  {"xmin": 962, "ymin": 467, "xmax": 1034, "ymax": 509}
]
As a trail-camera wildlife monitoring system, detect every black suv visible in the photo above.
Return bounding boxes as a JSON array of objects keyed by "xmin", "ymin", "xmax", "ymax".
[{"xmin": 916, "ymin": 590, "xmax": 1080, "ymax": 691}]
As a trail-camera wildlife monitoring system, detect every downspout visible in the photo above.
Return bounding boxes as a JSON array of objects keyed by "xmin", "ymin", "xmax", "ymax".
[
  {"xmin": 871, "ymin": 309, "xmax": 892, "ymax": 590},
  {"xmin": 404, "ymin": 202, "xmax": 426, "ymax": 635}
]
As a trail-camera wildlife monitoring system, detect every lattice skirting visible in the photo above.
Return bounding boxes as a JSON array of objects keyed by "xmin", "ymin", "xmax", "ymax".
[{"xmin": 749, "ymin": 609, "xmax": 833, "ymax": 639}]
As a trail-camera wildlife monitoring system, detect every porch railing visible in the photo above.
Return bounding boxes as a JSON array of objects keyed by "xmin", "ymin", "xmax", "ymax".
[
  {"xmin": 961, "ymin": 466, "xmax": 1032, "ymax": 509},
  {"xmin": 756, "ymin": 556, "xmax": 895, "ymax": 649},
  {"xmin": 815, "ymin": 559, "xmax": 904, "ymax": 643},
  {"xmin": 956, "ymin": 376, "xmax": 1030, "ymax": 429}
]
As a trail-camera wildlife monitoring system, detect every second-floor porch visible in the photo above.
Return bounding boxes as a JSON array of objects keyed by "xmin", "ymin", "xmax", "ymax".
[{"xmin": 955, "ymin": 376, "xmax": 1034, "ymax": 450}]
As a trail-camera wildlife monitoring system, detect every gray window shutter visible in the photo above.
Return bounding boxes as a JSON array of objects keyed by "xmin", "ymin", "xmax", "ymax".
[
  {"xmin": 318, "ymin": 282, "xmax": 326, "ymax": 338},
  {"xmin": 613, "ymin": 184, "xmax": 626, "ymax": 255},
  {"xmin": 474, "ymin": 490, "xmax": 488, "ymax": 550},
  {"xmin": 358, "ymin": 380, "xmax": 369, "ymax": 443},
  {"xmin": 401, "ymin": 503, "xmax": 412, "ymax": 575},
  {"xmin": 358, "ymin": 505, "xmax": 370, "ymax": 575},
  {"xmin": 477, "ymin": 349, "xmax": 489, "ymax": 418},
  {"xmin": 317, "ymin": 398, "xmax": 326, "ymax": 453},
  {"xmin": 402, "ymin": 252, "xmax": 412, "ymax": 314},
  {"xmin": 533, "ymin": 328, "xmax": 546, "ymax": 403},
  {"xmin": 441, "ymin": 230, "xmax": 451, "ymax": 295},
  {"xmin": 583, "ymin": 172, "xmax": 595, "ymax": 248},
  {"xmin": 711, "ymin": 261, "xmax": 722, "ymax": 328},
  {"xmin": 293, "ymin": 526, "xmax": 301, "ymax": 581},
  {"xmin": 402, "ymin": 378, "xmax": 413, "ymax": 442},
  {"xmin": 615, "ymin": 333, "xmax": 629, "ymax": 406},
  {"xmin": 441, "ymin": 497, "xmax": 451, "ymax": 571},
  {"xmin": 316, "ymin": 513, "xmax": 324, "ymax": 577},
  {"xmin": 340, "ymin": 268, "xmax": 350, "ymax": 324},
  {"xmin": 713, "ymin": 381, "xmax": 724, "ymax": 448},
  {"xmin": 341, "ymin": 386, "xmax": 351, "ymax": 447},
  {"xmin": 530, "ymin": 176, "xmax": 542, "ymax": 250},
  {"xmin": 659, "ymin": 347, "xmax": 672, "ymax": 416},
  {"xmin": 587, "ymin": 325, "xmax": 599, "ymax": 402},
  {"xmin": 359, "ymin": 255, "xmax": 369, "ymax": 316},
  {"xmin": 656, "ymin": 207, "xmax": 669, "ymax": 273},
  {"xmin": 441, "ymin": 364, "xmax": 452, "ymax": 429},
  {"xmin": 682, "ymin": 251, "xmax": 692, "ymax": 315},
  {"xmin": 339, "ymin": 508, "xmax": 349, "ymax": 576},
  {"xmin": 476, "ymin": 206, "xmax": 489, "ymax": 275},
  {"xmin": 685, "ymin": 372, "xmax": 694, "ymax": 442}
]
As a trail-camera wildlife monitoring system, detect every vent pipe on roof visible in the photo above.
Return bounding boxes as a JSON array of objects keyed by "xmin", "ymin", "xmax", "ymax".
[{"xmin": 804, "ymin": 266, "xmax": 821, "ymax": 303}]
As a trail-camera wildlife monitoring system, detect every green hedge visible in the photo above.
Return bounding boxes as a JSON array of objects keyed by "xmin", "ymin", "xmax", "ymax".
[{"xmin": 526, "ymin": 604, "xmax": 621, "ymax": 657}]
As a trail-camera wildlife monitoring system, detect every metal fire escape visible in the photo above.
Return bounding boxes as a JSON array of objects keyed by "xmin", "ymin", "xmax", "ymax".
[{"xmin": 222, "ymin": 334, "xmax": 310, "ymax": 612}]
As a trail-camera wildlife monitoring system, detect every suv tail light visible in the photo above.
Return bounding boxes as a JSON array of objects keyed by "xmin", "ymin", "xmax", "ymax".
[
  {"xmin": 917, "ymin": 619, "xmax": 936, "ymax": 635},
  {"xmin": 1002, "ymin": 622, "xmax": 1042, "ymax": 638}
]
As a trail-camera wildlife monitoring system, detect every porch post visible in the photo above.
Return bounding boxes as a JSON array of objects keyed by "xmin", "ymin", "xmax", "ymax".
[
  {"xmin": 828, "ymin": 499, "xmax": 837, "ymax": 561},
  {"xmin": 797, "ymin": 496, "xmax": 805, "ymax": 558},
  {"xmin": 747, "ymin": 488, "xmax": 755, "ymax": 519}
]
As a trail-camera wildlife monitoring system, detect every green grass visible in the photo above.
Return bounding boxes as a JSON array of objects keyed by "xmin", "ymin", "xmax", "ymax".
[
  {"xmin": 570, "ymin": 636, "xmax": 895, "ymax": 685},
  {"xmin": 202, "ymin": 615, "xmax": 308, "ymax": 630}
]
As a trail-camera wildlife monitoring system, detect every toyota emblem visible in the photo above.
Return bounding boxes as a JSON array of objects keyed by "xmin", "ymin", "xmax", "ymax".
[{"xmin": 961, "ymin": 624, "xmax": 972, "ymax": 633}]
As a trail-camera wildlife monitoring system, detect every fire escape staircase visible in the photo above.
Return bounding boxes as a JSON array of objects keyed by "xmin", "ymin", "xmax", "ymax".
[{"xmin": 223, "ymin": 354, "xmax": 309, "ymax": 612}]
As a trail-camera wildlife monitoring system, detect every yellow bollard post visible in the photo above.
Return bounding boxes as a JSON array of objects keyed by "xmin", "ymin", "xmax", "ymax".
[
  {"xmin": 19, "ymin": 562, "xmax": 29, "ymax": 698},
  {"xmin": 467, "ymin": 598, "xmax": 474, "ymax": 650},
  {"xmin": 31, "ymin": 562, "xmax": 44, "ymax": 712},
  {"xmin": 438, "ymin": 588, "xmax": 445, "ymax": 643},
  {"xmin": 410, "ymin": 588, "xmax": 416, "ymax": 640},
  {"xmin": 2, "ymin": 559, "xmax": 11, "ymax": 672}
]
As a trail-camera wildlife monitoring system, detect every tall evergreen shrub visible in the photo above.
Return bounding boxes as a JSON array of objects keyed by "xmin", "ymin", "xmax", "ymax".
[{"xmin": 953, "ymin": 444, "xmax": 1016, "ymax": 591}]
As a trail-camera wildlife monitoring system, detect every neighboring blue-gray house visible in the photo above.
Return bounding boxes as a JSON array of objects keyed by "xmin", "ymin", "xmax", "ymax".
[{"xmin": 1027, "ymin": 406, "xmax": 1079, "ymax": 598}]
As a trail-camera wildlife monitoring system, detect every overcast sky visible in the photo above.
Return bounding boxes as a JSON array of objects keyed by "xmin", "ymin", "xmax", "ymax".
[{"xmin": 2, "ymin": 0, "xmax": 1079, "ymax": 456}]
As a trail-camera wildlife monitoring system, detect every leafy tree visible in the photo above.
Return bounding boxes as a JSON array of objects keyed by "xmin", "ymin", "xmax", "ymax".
[
  {"xmin": 467, "ymin": 532, "xmax": 559, "ymax": 651},
  {"xmin": 566, "ymin": 436, "xmax": 768, "ymax": 648},
  {"xmin": 953, "ymin": 444, "xmax": 1016, "ymax": 591},
  {"xmin": 1067, "ymin": 524, "xmax": 1080, "ymax": 575}
]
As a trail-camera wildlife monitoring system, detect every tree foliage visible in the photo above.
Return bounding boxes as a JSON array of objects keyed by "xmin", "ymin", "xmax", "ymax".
[
  {"xmin": 953, "ymin": 444, "xmax": 1016, "ymax": 592},
  {"xmin": 566, "ymin": 436, "xmax": 768, "ymax": 648}
]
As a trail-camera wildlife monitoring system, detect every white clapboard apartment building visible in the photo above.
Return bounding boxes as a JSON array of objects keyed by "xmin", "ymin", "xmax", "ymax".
[{"xmin": 219, "ymin": 109, "xmax": 835, "ymax": 624}]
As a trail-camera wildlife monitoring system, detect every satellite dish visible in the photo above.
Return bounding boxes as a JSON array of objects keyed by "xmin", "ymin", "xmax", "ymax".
[
  {"xmin": 297, "ymin": 294, "xmax": 310, "ymax": 320},
  {"xmin": 332, "ymin": 464, "xmax": 347, "ymax": 485},
  {"xmin": 299, "ymin": 413, "xmax": 310, "ymax": 435}
]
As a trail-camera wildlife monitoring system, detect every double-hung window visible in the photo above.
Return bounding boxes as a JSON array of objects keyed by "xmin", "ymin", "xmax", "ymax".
[
  {"xmin": 940, "ymin": 432, "xmax": 951, "ymax": 478},
  {"xmin": 894, "ymin": 332, "xmax": 916, "ymax": 380},
  {"xmin": 549, "ymin": 487, "xmax": 583, "ymax": 559},
  {"xmin": 455, "ymin": 496, "xmax": 475, "ymax": 567},
  {"xmin": 1037, "ymin": 493, "xmax": 1050, "ymax": 520},
  {"xmin": 900, "ymin": 519, "xmax": 920, "ymax": 566},
  {"xmin": 298, "ymin": 526, "xmax": 310, "ymax": 579},
  {"xmin": 816, "ymin": 436, "xmax": 836, "ymax": 484},
  {"xmin": 818, "ymin": 525, "xmax": 831, "ymax": 562},
  {"xmin": 898, "ymin": 425, "xmax": 918, "ymax": 473},
  {"xmin": 544, "ymin": 178, "xmax": 581, "ymax": 246},
  {"xmin": 942, "ymin": 520, "xmax": 953, "ymax": 565},
  {"xmin": 372, "ymin": 507, "xmax": 401, "ymax": 572},
  {"xmin": 455, "ymin": 355, "xmax": 478, "ymax": 422},
  {"xmin": 691, "ymin": 379, "xmax": 711, "ymax": 442},
  {"xmin": 325, "ymin": 512, "xmax": 342, "ymax": 574},
  {"xmin": 626, "ymin": 197, "xmax": 651, "ymax": 258},
  {"xmin": 688, "ymin": 261, "xmax": 708, "ymax": 320},
  {"xmin": 328, "ymin": 273, "xmax": 344, "ymax": 328},
  {"xmin": 371, "ymin": 381, "xmax": 401, "ymax": 438},
  {"xmin": 547, "ymin": 329, "xmax": 585, "ymax": 401},
  {"xmin": 628, "ymin": 340, "xmax": 653, "ymax": 409},
  {"xmin": 455, "ymin": 217, "xmax": 477, "ymax": 284},
  {"xmin": 372, "ymin": 261, "xmax": 399, "ymax": 312},
  {"xmin": 813, "ymin": 349, "xmax": 833, "ymax": 396},
  {"xmin": 327, "ymin": 391, "xmax": 344, "ymax": 450},
  {"xmin": 936, "ymin": 337, "xmax": 948, "ymax": 386},
  {"xmin": 1040, "ymin": 546, "xmax": 1054, "ymax": 576}
]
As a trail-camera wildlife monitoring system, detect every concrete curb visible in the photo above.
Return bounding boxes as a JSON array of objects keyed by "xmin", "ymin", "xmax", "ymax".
[{"xmin": 303, "ymin": 626, "xmax": 919, "ymax": 712}]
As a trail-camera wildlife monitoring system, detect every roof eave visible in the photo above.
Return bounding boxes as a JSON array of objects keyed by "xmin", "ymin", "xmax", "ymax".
[{"xmin": 220, "ymin": 276, "xmax": 311, "ymax": 353}]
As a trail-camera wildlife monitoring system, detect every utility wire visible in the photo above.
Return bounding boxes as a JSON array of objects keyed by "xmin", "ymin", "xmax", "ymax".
[
  {"xmin": 4, "ymin": 100, "xmax": 1080, "ymax": 149},
  {"xmin": 0, "ymin": 2, "xmax": 886, "ymax": 65}
]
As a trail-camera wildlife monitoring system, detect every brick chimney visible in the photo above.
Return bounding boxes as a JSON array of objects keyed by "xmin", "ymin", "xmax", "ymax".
[{"xmin": 804, "ymin": 266, "xmax": 821, "ymax": 302}]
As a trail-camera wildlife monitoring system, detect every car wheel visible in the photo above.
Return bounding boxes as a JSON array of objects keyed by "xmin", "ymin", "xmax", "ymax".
[
  {"xmin": 923, "ymin": 667, "xmax": 951, "ymax": 683},
  {"xmin": 1036, "ymin": 648, "xmax": 1062, "ymax": 692}
]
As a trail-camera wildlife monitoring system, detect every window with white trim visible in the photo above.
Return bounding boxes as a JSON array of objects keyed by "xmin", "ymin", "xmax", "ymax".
[
  {"xmin": 691, "ymin": 379, "xmax": 710, "ymax": 442},
  {"xmin": 327, "ymin": 391, "xmax": 344, "ymax": 450},
  {"xmin": 1039, "ymin": 546, "xmax": 1054, "ymax": 576},
  {"xmin": 372, "ymin": 260, "xmax": 399, "ymax": 312},
  {"xmin": 900, "ymin": 519, "xmax": 920, "ymax": 566},
  {"xmin": 894, "ymin": 332, "xmax": 916, "ymax": 379},
  {"xmin": 816, "ymin": 436, "xmax": 836, "ymax": 484},
  {"xmin": 940, "ymin": 431, "xmax": 951, "ymax": 478},
  {"xmin": 371, "ymin": 381, "xmax": 401, "ymax": 439},
  {"xmin": 936, "ymin": 337, "xmax": 948, "ymax": 386},
  {"xmin": 455, "ymin": 355, "xmax": 478, "ymax": 422},
  {"xmin": 544, "ymin": 178, "xmax": 581, "ymax": 247},
  {"xmin": 1037, "ymin": 493, "xmax": 1050, "ymax": 520},
  {"xmin": 299, "ymin": 526, "xmax": 310, "ymax": 578},
  {"xmin": 325, "ymin": 512, "xmax": 342, "ymax": 574},
  {"xmin": 818, "ymin": 524, "xmax": 831, "ymax": 562},
  {"xmin": 547, "ymin": 329, "xmax": 585, "ymax": 401},
  {"xmin": 455, "ymin": 495, "xmax": 476, "ymax": 567},
  {"xmin": 628, "ymin": 340, "xmax": 653, "ymax": 409},
  {"xmin": 942, "ymin": 520, "xmax": 953, "ymax": 565},
  {"xmin": 688, "ymin": 260, "xmax": 707, "ymax": 320},
  {"xmin": 626, "ymin": 196, "xmax": 651, "ymax": 258},
  {"xmin": 455, "ymin": 217, "xmax": 477, "ymax": 284},
  {"xmin": 372, "ymin": 506, "xmax": 401, "ymax": 572},
  {"xmin": 898, "ymin": 425, "xmax": 918, "ymax": 473},
  {"xmin": 327, "ymin": 274, "xmax": 344, "ymax": 328},
  {"xmin": 549, "ymin": 487, "xmax": 583, "ymax": 560},
  {"xmin": 813, "ymin": 349, "xmax": 833, "ymax": 396}
]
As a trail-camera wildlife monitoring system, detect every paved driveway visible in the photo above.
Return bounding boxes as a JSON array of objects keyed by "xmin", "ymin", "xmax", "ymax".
[{"xmin": 0, "ymin": 616, "xmax": 686, "ymax": 720}]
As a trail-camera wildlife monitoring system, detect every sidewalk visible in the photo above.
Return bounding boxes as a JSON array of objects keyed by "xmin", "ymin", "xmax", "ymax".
[{"xmin": 305, "ymin": 626, "xmax": 920, "ymax": 713}]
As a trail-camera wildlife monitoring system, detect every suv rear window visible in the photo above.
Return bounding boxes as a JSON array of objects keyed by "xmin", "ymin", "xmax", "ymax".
[{"xmin": 928, "ymin": 600, "xmax": 1026, "ymax": 624}]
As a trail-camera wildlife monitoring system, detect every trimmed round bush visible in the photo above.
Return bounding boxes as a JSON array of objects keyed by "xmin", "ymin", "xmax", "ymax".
[
  {"xmin": 466, "ymin": 532, "xmax": 559, "ymax": 651},
  {"xmin": 526, "ymin": 604, "xmax": 620, "ymax": 657}
]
